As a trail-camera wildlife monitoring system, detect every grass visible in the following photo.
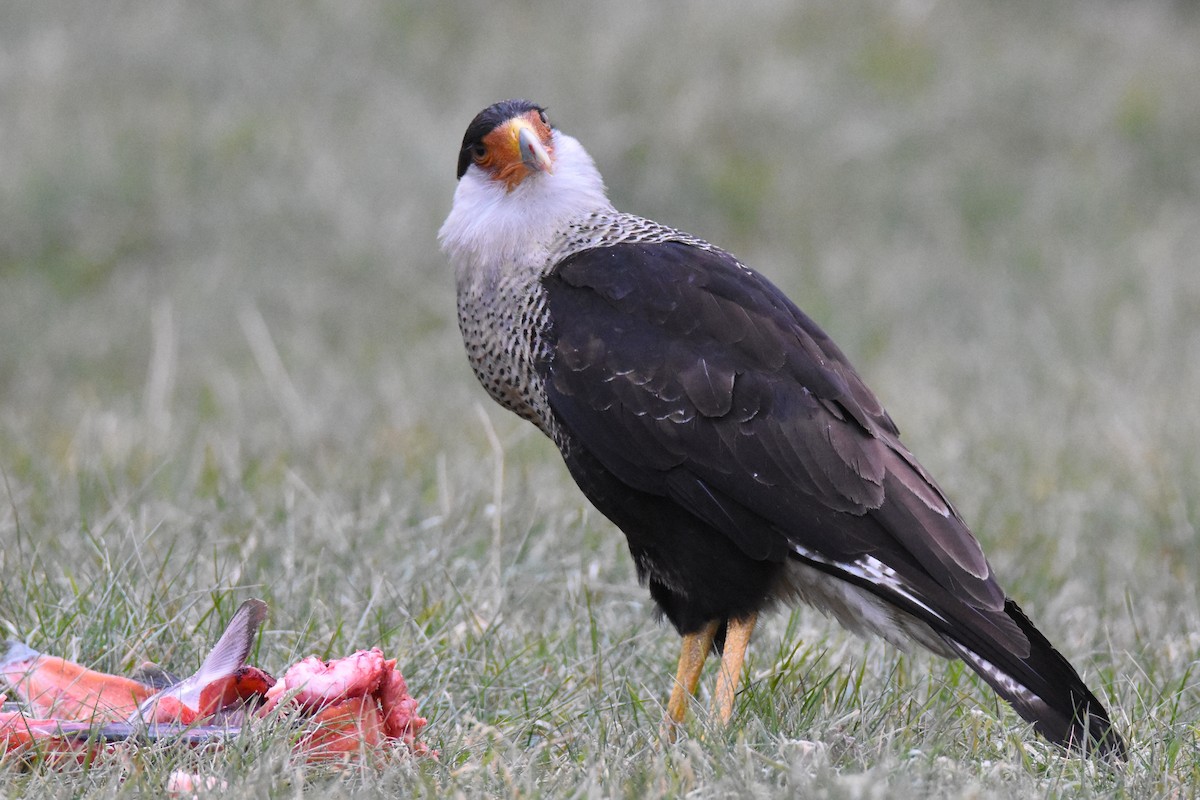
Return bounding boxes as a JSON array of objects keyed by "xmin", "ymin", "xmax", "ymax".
[{"xmin": 1, "ymin": 0, "xmax": 1199, "ymax": 796}]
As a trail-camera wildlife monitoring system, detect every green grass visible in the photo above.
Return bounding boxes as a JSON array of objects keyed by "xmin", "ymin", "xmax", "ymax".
[{"xmin": 2, "ymin": 1, "xmax": 1199, "ymax": 796}]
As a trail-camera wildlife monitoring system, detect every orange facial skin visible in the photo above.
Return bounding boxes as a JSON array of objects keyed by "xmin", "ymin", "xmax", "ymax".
[{"xmin": 473, "ymin": 109, "xmax": 555, "ymax": 191}]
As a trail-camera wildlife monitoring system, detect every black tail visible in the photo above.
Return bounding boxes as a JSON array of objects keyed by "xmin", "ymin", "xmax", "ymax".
[{"xmin": 944, "ymin": 599, "xmax": 1125, "ymax": 759}]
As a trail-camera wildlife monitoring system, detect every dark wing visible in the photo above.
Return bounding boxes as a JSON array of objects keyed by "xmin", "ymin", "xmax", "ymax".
[
  {"xmin": 542, "ymin": 240, "xmax": 1124, "ymax": 757},
  {"xmin": 544, "ymin": 240, "xmax": 1005, "ymax": 616}
]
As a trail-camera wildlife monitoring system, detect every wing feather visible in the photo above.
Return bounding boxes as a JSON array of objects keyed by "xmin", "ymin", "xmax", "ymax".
[{"xmin": 544, "ymin": 240, "xmax": 1010, "ymax": 629}]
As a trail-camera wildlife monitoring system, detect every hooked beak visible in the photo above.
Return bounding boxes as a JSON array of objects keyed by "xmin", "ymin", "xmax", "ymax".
[{"xmin": 517, "ymin": 124, "xmax": 554, "ymax": 175}]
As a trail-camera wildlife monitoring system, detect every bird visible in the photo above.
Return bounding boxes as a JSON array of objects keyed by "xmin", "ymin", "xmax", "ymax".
[{"xmin": 438, "ymin": 99, "xmax": 1125, "ymax": 758}]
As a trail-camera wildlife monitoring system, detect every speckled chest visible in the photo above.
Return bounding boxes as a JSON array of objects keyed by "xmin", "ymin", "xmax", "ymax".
[
  {"xmin": 456, "ymin": 264, "xmax": 557, "ymax": 437},
  {"xmin": 454, "ymin": 211, "xmax": 720, "ymax": 445}
]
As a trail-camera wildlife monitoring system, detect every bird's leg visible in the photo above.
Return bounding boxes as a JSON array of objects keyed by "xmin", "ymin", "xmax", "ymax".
[
  {"xmin": 663, "ymin": 620, "xmax": 719, "ymax": 738},
  {"xmin": 712, "ymin": 612, "xmax": 757, "ymax": 725}
]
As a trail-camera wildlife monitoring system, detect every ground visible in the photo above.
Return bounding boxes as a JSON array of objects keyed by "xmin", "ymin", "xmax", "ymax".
[{"xmin": 1, "ymin": 1, "xmax": 1198, "ymax": 797}]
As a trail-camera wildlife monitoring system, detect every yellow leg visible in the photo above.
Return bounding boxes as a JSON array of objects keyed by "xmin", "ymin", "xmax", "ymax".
[
  {"xmin": 663, "ymin": 620, "xmax": 719, "ymax": 738},
  {"xmin": 712, "ymin": 613, "xmax": 758, "ymax": 725}
]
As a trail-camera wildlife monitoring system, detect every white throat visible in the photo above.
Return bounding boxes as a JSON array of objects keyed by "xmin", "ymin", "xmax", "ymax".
[{"xmin": 438, "ymin": 130, "xmax": 614, "ymax": 279}]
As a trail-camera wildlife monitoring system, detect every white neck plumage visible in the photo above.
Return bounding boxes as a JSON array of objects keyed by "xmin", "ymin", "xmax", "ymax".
[{"xmin": 439, "ymin": 130, "xmax": 614, "ymax": 279}]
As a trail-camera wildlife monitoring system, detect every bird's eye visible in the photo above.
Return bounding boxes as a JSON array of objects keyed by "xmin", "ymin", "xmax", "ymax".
[
  {"xmin": 538, "ymin": 110, "xmax": 549, "ymax": 126},
  {"xmin": 470, "ymin": 143, "xmax": 487, "ymax": 161}
]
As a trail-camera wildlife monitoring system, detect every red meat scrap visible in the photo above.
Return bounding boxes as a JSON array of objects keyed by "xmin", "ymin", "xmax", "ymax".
[{"xmin": 261, "ymin": 649, "xmax": 430, "ymax": 758}]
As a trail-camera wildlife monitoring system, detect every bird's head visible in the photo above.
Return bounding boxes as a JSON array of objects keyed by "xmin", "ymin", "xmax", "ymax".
[
  {"xmin": 456, "ymin": 99, "xmax": 555, "ymax": 190},
  {"xmin": 440, "ymin": 100, "xmax": 612, "ymax": 271}
]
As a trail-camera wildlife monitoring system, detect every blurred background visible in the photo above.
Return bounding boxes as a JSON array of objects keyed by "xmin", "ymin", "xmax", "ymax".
[{"xmin": 0, "ymin": 0, "xmax": 1198, "ymax": 758}]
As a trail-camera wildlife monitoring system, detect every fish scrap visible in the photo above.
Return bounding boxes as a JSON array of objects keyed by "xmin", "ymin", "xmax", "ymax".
[{"xmin": 0, "ymin": 599, "xmax": 430, "ymax": 768}]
